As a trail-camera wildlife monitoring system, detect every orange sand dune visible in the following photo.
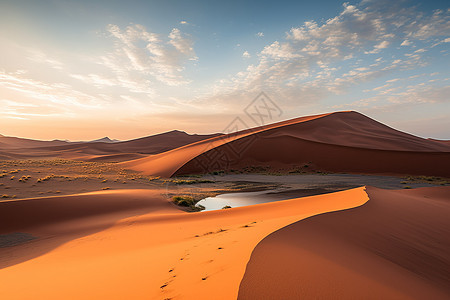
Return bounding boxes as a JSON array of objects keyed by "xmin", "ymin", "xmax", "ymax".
[
  {"xmin": 238, "ymin": 186, "xmax": 450, "ymax": 299},
  {"xmin": 0, "ymin": 190, "xmax": 179, "ymax": 269},
  {"xmin": 0, "ymin": 187, "xmax": 368, "ymax": 299},
  {"xmin": 125, "ymin": 111, "xmax": 450, "ymax": 177}
]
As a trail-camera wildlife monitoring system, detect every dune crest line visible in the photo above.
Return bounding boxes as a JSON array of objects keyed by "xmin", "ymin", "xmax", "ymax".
[{"xmin": 0, "ymin": 187, "xmax": 368, "ymax": 299}]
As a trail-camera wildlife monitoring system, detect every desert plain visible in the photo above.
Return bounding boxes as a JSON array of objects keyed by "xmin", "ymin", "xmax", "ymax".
[{"xmin": 0, "ymin": 111, "xmax": 449, "ymax": 299}]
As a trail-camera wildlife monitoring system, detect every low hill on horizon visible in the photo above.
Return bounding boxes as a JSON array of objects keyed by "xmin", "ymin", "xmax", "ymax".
[{"xmin": 0, "ymin": 130, "xmax": 223, "ymax": 161}]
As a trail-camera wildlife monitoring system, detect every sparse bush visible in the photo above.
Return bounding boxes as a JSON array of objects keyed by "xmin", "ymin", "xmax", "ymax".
[
  {"xmin": 172, "ymin": 196, "xmax": 205, "ymax": 211},
  {"xmin": 171, "ymin": 179, "xmax": 215, "ymax": 185},
  {"xmin": 19, "ymin": 175, "xmax": 31, "ymax": 182},
  {"xmin": 222, "ymin": 205, "xmax": 232, "ymax": 209},
  {"xmin": 172, "ymin": 196, "xmax": 195, "ymax": 207},
  {"xmin": 37, "ymin": 175, "xmax": 53, "ymax": 183}
]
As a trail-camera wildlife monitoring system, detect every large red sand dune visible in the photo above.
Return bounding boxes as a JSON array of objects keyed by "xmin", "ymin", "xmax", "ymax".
[
  {"xmin": 238, "ymin": 186, "xmax": 450, "ymax": 299},
  {"xmin": 124, "ymin": 111, "xmax": 450, "ymax": 177}
]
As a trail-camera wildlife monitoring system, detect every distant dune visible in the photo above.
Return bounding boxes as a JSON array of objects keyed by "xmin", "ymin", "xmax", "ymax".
[
  {"xmin": 429, "ymin": 138, "xmax": 450, "ymax": 145},
  {"xmin": 124, "ymin": 111, "xmax": 450, "ymax": 177},
  {"xmin": 238, "ymin": 186, "xmax": 450, "ymax": 299},
  {"xmin": 0, "ymin": 135, "xmax": 70, "ymax": 149},
  {"xmin": 0, "ymin": 130, "xmax": 222, "ymax": 162}
]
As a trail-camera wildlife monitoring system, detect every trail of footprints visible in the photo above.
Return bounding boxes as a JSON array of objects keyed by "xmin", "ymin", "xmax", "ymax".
[{"xmin": 159, "ymin": 221, "xmax": 258, "ymax": 298}]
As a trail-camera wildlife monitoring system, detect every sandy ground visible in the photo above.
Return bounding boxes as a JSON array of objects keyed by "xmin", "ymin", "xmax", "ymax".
[
  {"xmin": 0, "ymin": 187, "xmax": 368, "ymax": 299},
  {"xmin": 238, "ymin": 186, "xmax": 450, "ymax": 299},
  {"xmin": 1, "ymin": 159, "xmax": 447, "ymax": 201},
  {"xmin": 0, "ymin": 110, "xmax": 449, "ymax": 299}
]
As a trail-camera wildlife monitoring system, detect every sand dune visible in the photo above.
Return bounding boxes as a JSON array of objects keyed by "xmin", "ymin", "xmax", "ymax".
[
  {"xmin": 0, "ymin": 135, "xmax": 69, "ymax": 149},
  {"xmin": 0, "ymin": 187, "xmax": 368, "ymax": 299},
  {"xmin": 238, "ymin": 186, "xmax": 450, "ymax": 299},
  {"xmin": 125, "ymin": 111, "xmax": 450, "ymax": 177},
  {"xmin": 0, "ymin": 130, "xmax": 221, "ymax": 162}
]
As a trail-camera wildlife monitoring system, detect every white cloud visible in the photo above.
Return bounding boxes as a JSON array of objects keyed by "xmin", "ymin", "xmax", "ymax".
[
  {"xmin": 0, "ymin": 70, "xmax": 104, "ymax": 120},
  {"xmin": 401, "ymin": 39, "xmax": 412, "ymax": 46},
  {"xmin": 408, "ymin": 9, "xmax": 450, "ymax": 40},
  {"xmin": 365, "ymin": 41, "xmax": 390, "ymax": 54},
  {"xmin": 180, "ymin": 21, "xmax": 188, "ymax": 25},
  {"xmin": 27, "ymin": 50, "xmax": 64, "ymax": 70},
  {"xmin": 196, "ymin": 1, "xmax": 448, "ymax": 112},
  {"xmin": 256, "ymin": 32, "xmax": 264, "ymax": 37},
  {"xmin": 242, "ymin": 51, "xmax": 251, "ymax": 58},
  {"xmin": 169, "ymin": 28, "xmax": 197, "ymax": 58},
  {"xmin": 100, "ymin": 24, "xmax": 197, "ymax": 87}
]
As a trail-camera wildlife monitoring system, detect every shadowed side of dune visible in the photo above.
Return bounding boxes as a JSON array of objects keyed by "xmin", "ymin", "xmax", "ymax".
[
  {"xmin": 176, "ymin": 136, "xmax": 450, "ymax": 177},
  {"xmin": 0, "ymin": 189, "xmax": 179, "ymax": 269},
  {"xmin": 237, "ymin": 186, "xmax": 450, "ymax": 299},
  {"xmin": 125, "ymin": 111, "xmax": 450, "ymax": 177}
]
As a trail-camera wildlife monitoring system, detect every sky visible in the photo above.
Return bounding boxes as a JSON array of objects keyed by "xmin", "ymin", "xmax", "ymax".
[{"xmin": 0, "ymin": 0, "xmax": 449, "ymax": 140}]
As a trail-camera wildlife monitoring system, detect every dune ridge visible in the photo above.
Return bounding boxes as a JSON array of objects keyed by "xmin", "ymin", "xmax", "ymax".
[
  {"xmin": 124, "ymin": 111, "xmax": 450, "ymax": 177},
  {"xmin": 238, "ymin": 186, "xmax": 450, "ymax": 299},
  {"xmin": 0, "ymin": 130, "xmax": 222, "ymax": 162},
  {"xmin": 0, "ymin": 187, "xmax": 368, "ymax": 299}
]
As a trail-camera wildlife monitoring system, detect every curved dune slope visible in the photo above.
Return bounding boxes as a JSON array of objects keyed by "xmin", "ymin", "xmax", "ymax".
[
  {"xmin": 125, "ymin": 111, "xmax": 450, "ymax": 177},
  {"xmin": 238, "ymin": 186, "xmax": 450, "ymax": 299},
  {"xmin": 0, "ymin": 189, "xmax": 178, "ymax": 269},
  {"xmin": 0, "ymin": 187, "xmax": 368, "ymax": 300}
]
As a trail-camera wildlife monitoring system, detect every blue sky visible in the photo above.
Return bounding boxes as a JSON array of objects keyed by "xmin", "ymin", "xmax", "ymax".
[{"xmin": 0, "ymin": 0, "xmax": 449, "ymax": 140}]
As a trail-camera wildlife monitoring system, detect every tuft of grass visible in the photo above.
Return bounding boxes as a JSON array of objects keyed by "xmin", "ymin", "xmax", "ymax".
[
  {"xmin": 1, "ymin": 194, "xmax": 10, "ymax": 198},
  {"xmin": 18, "ymin": 175, "xmax": 31, "ymax": 182},
  {"xmin": 37, "ymin": 174, "xmax": 54, "ymax": 183},
  {"xmin": 102, "ymin": 187, "xmax": 110, "ymax": 190},
  {"xmin": 172, "ymin": 196, "xmax": 195, "ymax": 207},
  {"xmin": 222, "ymin": 205, "xmax": 232, "ymax": 209},
  {"xmin": 172, "ymin": 196, "xmax": 204, "ymax": 211},
  {"xmin": 403, "ymin": 186, "xmax": 412, "ymax": 189},
  {"xmin": 170, "ymin": 179, "xmax": 215, "ymax": 185}
]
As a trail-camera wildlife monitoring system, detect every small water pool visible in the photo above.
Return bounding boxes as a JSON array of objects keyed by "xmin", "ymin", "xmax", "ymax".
[
  {"xmin": 196, "ymin": 186, "xmax": 357, "ymax": 211},
  {"xmin": 196, "ymin": 189, "xmax": 286, "ymax": 211}
]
